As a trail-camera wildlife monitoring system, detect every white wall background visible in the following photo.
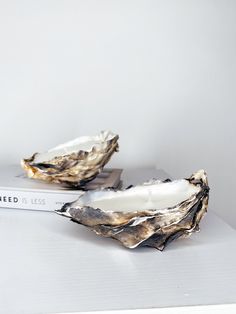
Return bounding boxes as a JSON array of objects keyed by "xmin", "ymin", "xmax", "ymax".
[{"xmin": 0, "ymin": 0, "xmax": 235, "ymax": 226}]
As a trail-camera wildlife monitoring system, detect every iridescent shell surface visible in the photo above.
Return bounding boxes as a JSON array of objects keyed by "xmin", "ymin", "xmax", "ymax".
[{"xmin": 21, "ymin": 131, "xmax": 119, "ymax": 187}]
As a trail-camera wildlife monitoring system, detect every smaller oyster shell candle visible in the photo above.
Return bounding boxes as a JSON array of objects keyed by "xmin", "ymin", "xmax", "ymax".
[{"xmin": 21, "ymin": 130, "xmax": 119, "ymax": 188}]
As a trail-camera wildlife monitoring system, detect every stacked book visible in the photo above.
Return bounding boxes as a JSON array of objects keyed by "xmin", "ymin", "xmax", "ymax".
[{"xmin": 0, "ymin": 165, "xmax": 122, "ymax": 211}]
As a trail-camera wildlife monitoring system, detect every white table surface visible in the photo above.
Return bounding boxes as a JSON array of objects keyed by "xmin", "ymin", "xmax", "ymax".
[{"xmin": 0, "ymin": 169, "xmax": 236, "ymax": 314}]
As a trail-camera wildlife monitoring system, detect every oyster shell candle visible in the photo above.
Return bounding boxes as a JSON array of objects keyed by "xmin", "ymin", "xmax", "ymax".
[
  {"xmin": 56, "ymin": 170, "xmax": 209, "ymax": 250},
  {"xmin": 21, "ymin": 130, "xmax": 119, "ymax": 187}
]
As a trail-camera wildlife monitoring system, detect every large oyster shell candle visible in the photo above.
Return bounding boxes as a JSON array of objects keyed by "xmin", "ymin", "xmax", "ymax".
[
  {"xmin": 21, "ymin": 131, "xmax": 119, "ymax": 187},
  {"xmin": 56, "ymin": 170, "xmax": 209, "ymax": 250}
]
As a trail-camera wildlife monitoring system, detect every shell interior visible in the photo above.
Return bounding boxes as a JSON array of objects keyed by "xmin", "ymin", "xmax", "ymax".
[
  {"xmin": 34, "ymin": 132, "xmax": 116, "ymax": 163},
  {"xmin": 79, "ymin": 179, "xmax": 201, "ymax": 212}
]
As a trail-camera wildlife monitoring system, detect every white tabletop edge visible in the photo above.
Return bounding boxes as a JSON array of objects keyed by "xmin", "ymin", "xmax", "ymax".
[{"xmin": 57, "ymin": 303, "xmax": 236, "ymax": 314}]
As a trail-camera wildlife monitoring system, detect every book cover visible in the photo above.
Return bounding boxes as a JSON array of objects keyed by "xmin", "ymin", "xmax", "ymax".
[{"xmin": 0, "ymin": 165, "xmax": 122, "ymax": 211}]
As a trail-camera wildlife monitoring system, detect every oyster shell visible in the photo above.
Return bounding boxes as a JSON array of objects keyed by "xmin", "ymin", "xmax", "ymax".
[
  {"xmin": 56, "ymin": 170, "xmax": 209, "ymax": 250},
  {"xmin": 21, "ymin": 130, "xmax": 119, "ymax": 187}
]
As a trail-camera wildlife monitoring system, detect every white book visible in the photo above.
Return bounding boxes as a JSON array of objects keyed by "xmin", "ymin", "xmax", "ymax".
[{"xmin": 0, "ymin": 165, "xmax": 122, "ymax": 211}]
